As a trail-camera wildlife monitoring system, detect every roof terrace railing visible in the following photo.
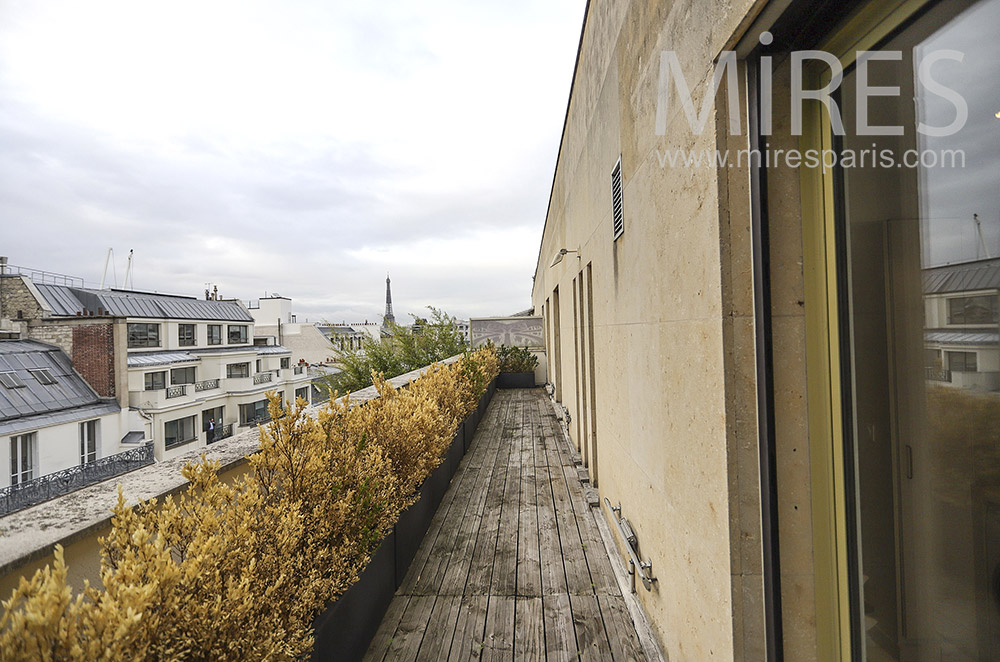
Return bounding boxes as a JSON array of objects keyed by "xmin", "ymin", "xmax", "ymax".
[
  {"xmin": 0, "ymin": 263, "xmax": 85, "ymax": 288},
  {"xmin": 0, "ymin": 443, "xmax": 154, "ymax": 517}
]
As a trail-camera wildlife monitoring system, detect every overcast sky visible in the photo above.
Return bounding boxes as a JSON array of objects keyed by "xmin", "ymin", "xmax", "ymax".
[{"xmin": 0, "ymin": 0, "xmax": 584, "ymax": 323}]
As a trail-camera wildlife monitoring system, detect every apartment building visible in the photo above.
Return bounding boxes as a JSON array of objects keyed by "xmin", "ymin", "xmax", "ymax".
[
  {"xmin": 532, "ymin": 0, "xmax": 999, "ymax": 660},
  {"xmin": 0, "ymin": 339, "xmax": 126, "ymax": 489},
  {"xmin": 1, "ymin": 275, "xmax": 312, "ymax": 461}
]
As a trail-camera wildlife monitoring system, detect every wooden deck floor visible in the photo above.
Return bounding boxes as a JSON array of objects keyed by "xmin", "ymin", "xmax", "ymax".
[{"xmin": 363, "ymin": 388, "xmax": 649, "ymax": 662}]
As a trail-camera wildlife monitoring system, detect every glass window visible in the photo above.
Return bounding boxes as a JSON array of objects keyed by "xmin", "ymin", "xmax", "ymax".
[
  {"xmin": 127, "ymin": 323, "xmax": 160, "ymax": 348},
  {"xmin": 144, "ymin": 371, "xmax": 166, "ymax": 391},
  {"xmin": 281, "ymin": 357, "xmax": 290, "ymax": 369},
  {"xmin": 228, "ymin": 325, "xmax": 248, "ymax": 344},
  {"xmin": 834, "ymin": 1, "xmax": 1000, "ymax": 658},
  {"xmin": 164, "ymin": 416, "xmax": 196, "ymax": 449},
  {"xmin": 178, "ymin": 324, "xmax": 196, "ymax": 346},
  {"xmin": 207, "ymin": 325, "xmax": 222, "ymax": 346},
  {"xmin": 226, "ymin": 363, "xmax": 249, "ymax": 379},
  {"xmin": 239, "ymin": 400, "xmax": 270, "ymax": 425},
  {"xmin": 170, "ymin": 366, "xmax": 196, "ymax": 384},
  {"xmin": 79, "ymin": 420, "xmax": 98, "ymax": 464},
  {"xmin": 255, "ymin": 359, "xmax": 262, "ymax": 373},
  {"xmin": 947, "ymin": 295, "xmax": 998, "ymax": 325},
  {"xmin": 294, "ymin": 386, "xmax": 309, "ymax": 404},
  {"xmin": 9, "ymin": 433, "xmax": 34, "ymax": 484}
]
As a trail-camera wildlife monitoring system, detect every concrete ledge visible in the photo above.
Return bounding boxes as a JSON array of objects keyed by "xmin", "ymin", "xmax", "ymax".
[{"xmin": 0, "ymin": 356, "xmax": 463, "ymax": 578}]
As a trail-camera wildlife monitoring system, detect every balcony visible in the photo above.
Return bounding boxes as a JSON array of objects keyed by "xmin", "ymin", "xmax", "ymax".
[
  {"xmin": 166, "ymin": 385, "xmax": 188, "ymax": 399},
  {"xmin": 293, "ymin": 365, "xmax": 305, "ymax": 375},
  {"xmin": 194, "ymin": 379, "xmax": 219, "ymax": 392},
  {"xmin": 253, "ymin": 372, "xmax": 273, "ymax": 385},
  {"xmin": 361, "ymin": 389, "xmax": 654, "ymax": 660}
]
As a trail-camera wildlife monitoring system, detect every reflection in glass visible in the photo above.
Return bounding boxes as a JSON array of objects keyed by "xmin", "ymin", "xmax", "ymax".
[{"xmin": 839, "ymin": 0, "xmax": 1000, "ymax": 659}]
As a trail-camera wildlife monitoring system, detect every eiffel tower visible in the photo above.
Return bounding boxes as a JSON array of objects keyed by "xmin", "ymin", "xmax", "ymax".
[{"xmin": 383, "ymin": 274, "xmax": 395, "ymax": 329}]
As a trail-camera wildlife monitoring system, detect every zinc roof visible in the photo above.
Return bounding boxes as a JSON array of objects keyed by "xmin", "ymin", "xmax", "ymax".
[
  {"xmin": 924, "ymin": 258, "xmax": 1000, "ymax": 295},
  {"xmin": 924, "ymin": 330, "xmax": 999, "ymax": 345},
  {"xmin": 34, "ymin": 284, "xmax": 253, "ymax": 322},
  {"xmin": 0, "ymin": 340, "xmax": 119, "ymax": 424}
]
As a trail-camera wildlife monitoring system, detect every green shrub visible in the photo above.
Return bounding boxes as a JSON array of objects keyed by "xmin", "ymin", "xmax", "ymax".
[
  {"xmin": 496, "ymin": 344, "xmax": 538, "ymax": 373},
  {"xmin": 329, "ymin": 307, "xmax": 468, "ymax": 394}
]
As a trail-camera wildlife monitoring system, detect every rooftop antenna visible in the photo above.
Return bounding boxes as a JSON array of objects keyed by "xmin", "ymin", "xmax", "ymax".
[
  {"xmin": 975, "ymin": 213, "xmax": 991, "ymax": 259},
  {"xmin": 123, "ymin": 249, "xmax": 134, "ymax": 289},
  {"xmin": 100, "ymin": 248, "xmax": 113, "ymax": 289}
]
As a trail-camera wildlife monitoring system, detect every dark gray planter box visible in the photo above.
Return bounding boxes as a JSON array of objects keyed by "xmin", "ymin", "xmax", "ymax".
[
  {"xmin": 311, "ymin": 530, "xmax": 396, "ymax": 662},
  {"xmin": 498, "ymin": 372, "xmax": 535, "ymax": 389}
]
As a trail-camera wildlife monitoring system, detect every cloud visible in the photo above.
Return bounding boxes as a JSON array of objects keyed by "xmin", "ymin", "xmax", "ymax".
[{"xmin": 0, "ymin": 0, "xmax": 584, "ymax": 321}]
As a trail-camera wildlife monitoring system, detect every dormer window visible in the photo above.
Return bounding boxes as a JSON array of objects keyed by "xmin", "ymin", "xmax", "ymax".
[
  {"xmin": 0, "ymin": 372, "xmax": 25, "ymax": 389},
  {"xmin": 29, "ymin": 369, "xmax": 57, "ymax": 385}
]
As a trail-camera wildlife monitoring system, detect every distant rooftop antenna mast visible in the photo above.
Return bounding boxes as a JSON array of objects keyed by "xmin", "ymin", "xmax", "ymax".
[
  {"xmin": 123, "ymin": 249, "xmax": 134, "ymax": 289},
  {"xmin": 100, "ymin": 248, "xmax": 113, "ymax": 289},
  {"xmin": 975, "ymin": 213, "xmax": 992, "ymax": 259}
]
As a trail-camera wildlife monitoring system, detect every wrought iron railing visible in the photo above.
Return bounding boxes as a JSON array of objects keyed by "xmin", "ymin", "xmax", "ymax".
[
  {"xmin": 194, "ymin": 379, "xmax": 219, "ymax": 392},
  {"xmin": 925, "ymin": 367, "xmax": 952, "ymax": 382},
  {"xmin": 166, "ymin": 384, "xmax": 188, "ymax": 398},
  {"xmin": 0, "ymin": 443, "xmax": 155, "ymax": 517},
  {"xmin": 208, "ymin": 423, "xmax": 234, "ymax": 444},
  {"xmin": 253, "ymin": 372, "xmax": 273, "ymax": 384}
]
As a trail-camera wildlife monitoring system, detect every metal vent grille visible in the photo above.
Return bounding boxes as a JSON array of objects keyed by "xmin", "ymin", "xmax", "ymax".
[{"xmin": 611, "ymin": 157, "xmax": 624, "ymax": 240}]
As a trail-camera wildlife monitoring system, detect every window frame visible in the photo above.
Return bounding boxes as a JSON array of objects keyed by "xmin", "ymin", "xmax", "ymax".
[
  {"xmin": 178, "ymin": 323, "xmax": 196, "ymax": 347},
  {"xmin": 226, "ymin": 362, "xmax": 250, "ymax": 379},
  {"xmin": 127, "ymin": 323, "xmax": 161, "ymax": 349},
  {"xmin": 170, "ymin": 366, "xmax": 196, "ymax": 385},
  {"xmin": 10, "ymin": 432, "xmax": 35, "ymax": 485},
  {"xmin": 164, "ymin": 415, "xmax": 197, "ymax": 450},
  {"xmin": 80, "ymin": 420, "xmax": 98, "ymax": 465},
  {"xmin": 207, "ymin": 324, "xmax": 223, "ymax": 346},
  {"xmin": 228, "ymin": 325, "xmax": 248, "ymax": 344},
  {"xmin": 144, "ymin": 371, "xmax": 167, "ymax": 391}
]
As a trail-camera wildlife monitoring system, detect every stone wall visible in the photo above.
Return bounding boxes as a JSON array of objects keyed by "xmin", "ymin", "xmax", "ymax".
[{"xmin": 0, "ymin": 276, "xmax": 45, "ymax": 323}]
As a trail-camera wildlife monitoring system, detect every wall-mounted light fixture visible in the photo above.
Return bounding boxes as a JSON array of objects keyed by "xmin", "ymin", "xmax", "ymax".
[{"xmin": 549, "ymin": 248, "xmax": 579, "ymax": 268}]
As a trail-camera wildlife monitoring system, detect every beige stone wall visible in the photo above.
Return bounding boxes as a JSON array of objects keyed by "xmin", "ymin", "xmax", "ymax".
[{"xmin": 530, "ymin": 1, "xmax": 770, "ymax": 659}]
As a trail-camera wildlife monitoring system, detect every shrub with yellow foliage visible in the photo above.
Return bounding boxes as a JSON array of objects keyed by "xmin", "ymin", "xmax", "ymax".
[{"xmin": 0, "ymin": 347, "xmax": 498, "ymax": 661}]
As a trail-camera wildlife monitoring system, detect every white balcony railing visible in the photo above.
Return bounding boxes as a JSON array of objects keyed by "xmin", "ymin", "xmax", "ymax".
[
  {"xmin": 166, "ymin": 385, "xmax": 188, "ymax": 399},
  {"xmin": 194, "ymin": 379, "xmax": 219, "ymax": 392},
  {"xmin": 253, "ymin": 372, "xmax": 273, "ymax": 385}
]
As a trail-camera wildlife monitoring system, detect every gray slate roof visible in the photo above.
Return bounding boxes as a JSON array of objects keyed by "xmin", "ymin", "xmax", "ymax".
[
  {"xmin": 0, "ymin": 340, "xmax": 120, "ymax": 435},
  {"xmin": 924, "ymin": 259, "xmax": 1000, "ymax": 295},
  {"xmin": 34, "ymin": 285, "xmax": 253, "ymax": 322}
]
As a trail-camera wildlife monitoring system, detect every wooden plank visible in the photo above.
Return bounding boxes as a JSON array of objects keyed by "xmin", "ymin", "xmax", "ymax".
[
  {"xmin": 597, "ymin": 594, "xmax": 647, "ymax": 662},
  {"xmin": 463, "ymin": 403, "xmax": 515, "ymax": 595},
  {"xmin": 571, "ymin": 594, "xmax": 614, "ymax": 662},
  {"xmin": 481, "ymin": 595, "xmax": 515, "ymax": 661},
  {"xmin": 490, "ymin": 399, "xmax": 522, "ymax": 596},
  {"xmin": 514, "ymin": 597, "xmax": 544, "ymax": 661},
  {"xmin": 398, "ymin": 432, "xmax": 486, "ymax": 595},
  {"xmin": 437, "ymin": 396, "xmax": 511, "ymax": 595},
  {"xmin": 542, "ymin": 593, "xmax": 576, "ymax": 660},
  {"xmin": 410, "ymin": 398, "xmax": 508, "ymax": 596},
  {"xmin": 362, "ymin": 595, "xmax": 410, "ymax": 662},
  {"xmin": 551, "ymin": 439, "xmax": 619, "ymax": 597},
  {"xmin": 447, "ymin": 595, "xmax": 489, "ymax": 662},
  {"xmin": 381, "ymin": 595, "xmax": 436, "ymax": 662},
  {"xmin": 539, "ymin": 410, "xmax": 593, "ymax": 596},
  {"xmin": 413, "ymin": 595, "xmax": 463, "ymax": 661},
  {"xmin": 516, "ymin": 393, "xmax": 541, "ymax": 598}
]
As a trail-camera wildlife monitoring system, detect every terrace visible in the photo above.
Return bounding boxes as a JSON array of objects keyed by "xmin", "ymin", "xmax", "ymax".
[{"xmin": 363, "ymin": 388, "xmax": 661, "ymax": 661}]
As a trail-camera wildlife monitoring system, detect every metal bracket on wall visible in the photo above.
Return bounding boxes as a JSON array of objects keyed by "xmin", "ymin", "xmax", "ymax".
[{"xmin": 603, "ymin": 497, "xmax": 657, "ymax": 592}]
